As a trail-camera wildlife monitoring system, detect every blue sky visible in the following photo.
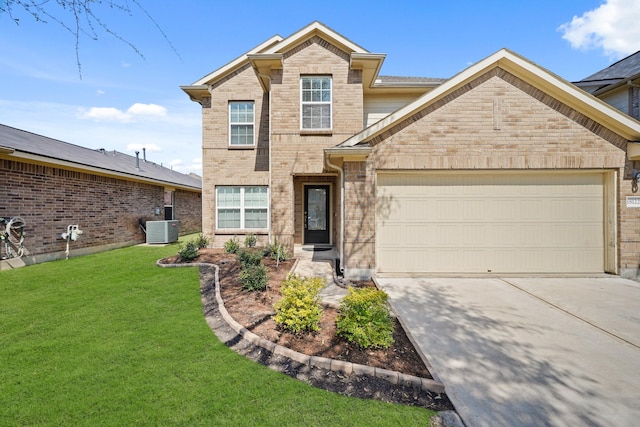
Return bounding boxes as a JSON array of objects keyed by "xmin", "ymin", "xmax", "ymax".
[{"xmin": 1, "ymin": 0, "xmax": 639, "ymax": 176}]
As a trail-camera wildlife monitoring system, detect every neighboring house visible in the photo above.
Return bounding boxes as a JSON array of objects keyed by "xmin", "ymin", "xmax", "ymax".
[
  {"xmin": 574, "ymin": 50, "xmax": 640, "ymax": 120},
  {"xmin": 0, "ymin": 124, "xmax": 202, "ymax": 268},
  {"xmin": 182, "ymin": 21, "xmax": 640, "ymax": 280}
]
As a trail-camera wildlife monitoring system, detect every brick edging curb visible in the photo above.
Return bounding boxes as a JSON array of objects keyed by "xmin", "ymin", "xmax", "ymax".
[{"xmin": 156, "ymin": 259, "xmax": 446, "ymax": 395}]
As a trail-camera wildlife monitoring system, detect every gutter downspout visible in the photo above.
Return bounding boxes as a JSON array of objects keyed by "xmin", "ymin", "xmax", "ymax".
[{"xmin": 325, "ymin": 154, "xmax": 344, "ymax": 275}]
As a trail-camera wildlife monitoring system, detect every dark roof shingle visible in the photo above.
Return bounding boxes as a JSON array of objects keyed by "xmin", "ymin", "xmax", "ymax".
[{"xmin": 0, "ymin": 124, "xmax": 201, "ymax": 190}]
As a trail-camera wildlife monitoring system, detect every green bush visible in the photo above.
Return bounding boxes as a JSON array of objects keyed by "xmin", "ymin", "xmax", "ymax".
[
  {"xmin": 178, "ymin": 241, "xmax": 199, "ymax": 262},
  {"xmin": 224, "ymin": 237, "xmax": 240, "ymax": 254},
  {"xmin": 237, "ymin": 247, "xmax": 264, "ymax": 267},
  {"xmin": 336, "ymin": 287, "xmax": 394, "ymax": 349},
  {"xmin": 244, "ymin": 233, "xmax": 257, "ymax": 248},
  {"xmin": 195, "ymin": 233, "xmax": 210, "ymax": 249},
  {"xmin": 265, "ymin": 239, "xmax": 290, "ymax": 262},
  {"xmin": 240, "ymin": 262, "xmax": 269, "ymax": 291},
  {"xmin": 273, "ymin": 274, "xmax": 324, "ymax": 333}
]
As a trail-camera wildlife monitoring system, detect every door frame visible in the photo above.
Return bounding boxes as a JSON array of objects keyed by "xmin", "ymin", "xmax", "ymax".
[{"xmin": 302, "ymin": 183, "xmax": 332, "ymax": 245}]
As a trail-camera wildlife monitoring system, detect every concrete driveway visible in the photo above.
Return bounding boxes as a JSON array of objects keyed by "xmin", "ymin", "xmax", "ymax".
[{"xmin": 376, "ymin": 277, "xmax": 640, "ymax": 427}]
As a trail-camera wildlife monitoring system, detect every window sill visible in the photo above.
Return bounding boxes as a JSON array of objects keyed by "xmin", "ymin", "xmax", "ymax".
[
  {"xmin": 300, "ymin": 129, "xmax": 333, "ymax": 136},
  {"xmin": 228, "ymin": 145, "xmax": 256, "ymax": 150},
  {"xmin": 215, "ymin": 229, "xmax": 269, "ymax": 235}
]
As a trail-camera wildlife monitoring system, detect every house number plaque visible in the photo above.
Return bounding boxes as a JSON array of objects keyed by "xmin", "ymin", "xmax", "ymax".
[{"xmin": 626, "ymin": 196, "xmax": 640, "ymax": 207}]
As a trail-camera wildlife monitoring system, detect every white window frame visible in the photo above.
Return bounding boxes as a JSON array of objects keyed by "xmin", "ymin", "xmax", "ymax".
[
  {"xmin": 300, "ymin": 76, "xmax": 332, "ymax": 130},
  {"xmin": 229, "ymin": 101, "xmax": 255, "ymax": 147},
  {"xmin": 216, "ymin": 186, "xmax": 269, "ymax": 230}
]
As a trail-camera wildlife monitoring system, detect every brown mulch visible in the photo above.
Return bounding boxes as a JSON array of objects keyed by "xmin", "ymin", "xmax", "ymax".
[{"xmin": 159, "ymin": 248, "xmax": 453, "ymax": 411}]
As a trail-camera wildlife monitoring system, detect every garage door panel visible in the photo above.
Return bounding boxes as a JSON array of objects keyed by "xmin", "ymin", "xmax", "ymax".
[{"xmin": 377, "ymin": 172, "xmax": 605, "ymax": 274}]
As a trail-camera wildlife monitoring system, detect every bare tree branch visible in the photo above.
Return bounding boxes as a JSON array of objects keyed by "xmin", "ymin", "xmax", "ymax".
[{"xmin": 0, "ymin": 0, "xmax": 180, "ymax": 78}]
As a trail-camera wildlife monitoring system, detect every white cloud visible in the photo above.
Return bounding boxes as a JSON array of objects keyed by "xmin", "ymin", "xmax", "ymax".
[
  {"xmin": 127, "ymin": 103, "xmax": 167, "ymax": 117},
  {"xmin": 79, "ymin": 106, "xmax": 131, "ymax": 123},
  {"xmin": 97, "ymin": 89, "xmax": 105, "ymax": 96},
  {"xmin": 78, "ymin": 103, "xmax": 167, "ymax": 123},
  {"xmin": 559, "ymin": 0, "xmax": 640, "ymax": 58}
]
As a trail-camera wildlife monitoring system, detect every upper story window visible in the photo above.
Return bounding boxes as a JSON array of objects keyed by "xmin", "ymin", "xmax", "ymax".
[
  {"xmin": 229, "ymin": 101, "xmax": 254, "ymax": 146},
  {"xmin": 301, "ymin": 76, "xmax": 332, "ymax": 130}
]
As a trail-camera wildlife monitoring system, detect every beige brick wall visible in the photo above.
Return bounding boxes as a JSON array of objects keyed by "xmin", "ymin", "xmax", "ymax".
[
  {"xmin": 202, "ymin": 64, "xmax": 269, "ymax": 245},
  {"xmin": 343, "ymin": 68, "xmax": 634, "ymax": 277},
  {"xmin": 269, "ymin": 37, "xmax": 363, "ymax": 245},
  {"xmin": 202, "ymin": 38, "xmax": 363, "ymax": 247}
]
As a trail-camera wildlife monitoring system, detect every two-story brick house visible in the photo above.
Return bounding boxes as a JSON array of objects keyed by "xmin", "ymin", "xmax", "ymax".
[{"xmin": 183, "ymin": 21, "xmax": 640, "ymax": 280}]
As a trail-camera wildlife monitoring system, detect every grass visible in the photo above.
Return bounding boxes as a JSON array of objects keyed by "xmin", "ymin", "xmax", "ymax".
[{"xmin": 0, "ymin": 238, "xmax": 436, "ymax": 426}]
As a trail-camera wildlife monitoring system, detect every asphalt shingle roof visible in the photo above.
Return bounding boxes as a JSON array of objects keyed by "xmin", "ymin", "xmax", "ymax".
[
  {"xmin": 580, "ymin": 51, "xmax": 640, "ymax": 82},
  {"xmin": 0, "ymin": 124, "xmax": 201, "ymax": 190}
]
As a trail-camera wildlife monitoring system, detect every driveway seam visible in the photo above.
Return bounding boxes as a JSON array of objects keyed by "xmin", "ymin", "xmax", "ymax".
[{"xmin": 499, "ymin": 278, "xmax": 640, "ymax": 350}]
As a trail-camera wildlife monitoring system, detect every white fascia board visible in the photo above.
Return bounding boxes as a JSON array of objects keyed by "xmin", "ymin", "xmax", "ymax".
[
  {"xmin": 262, "ymin": 21, "xmax": 368, "ymax": 55},
  {"xmin": 192, "ymin": 35, "xmax": 283, "ymax": 86}
]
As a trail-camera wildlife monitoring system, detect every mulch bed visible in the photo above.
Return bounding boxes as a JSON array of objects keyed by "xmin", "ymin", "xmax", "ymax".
[{"xmin": 159, "ymin": 248, "xmax": 453, "ymax": 411}]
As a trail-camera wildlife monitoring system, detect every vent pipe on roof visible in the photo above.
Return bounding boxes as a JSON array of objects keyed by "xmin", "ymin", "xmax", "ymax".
[
  {"xmin": 142, "ymin": 147, "xmax": 147, "ymax": 162},
  {"xmin": 135, "ymin": 151, "xmax": 140, "ymax": 170}
]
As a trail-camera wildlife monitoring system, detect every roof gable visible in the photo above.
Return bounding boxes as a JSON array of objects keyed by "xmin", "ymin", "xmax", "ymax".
[{"xmin": 338, "ymin": 49, "xmax": 640, "ymax": 147}]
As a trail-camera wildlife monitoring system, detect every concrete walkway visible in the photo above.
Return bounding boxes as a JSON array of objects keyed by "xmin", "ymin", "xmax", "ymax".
[
  {"xmin": 376, "ymin": 276, "xmax": 640, "ymax": 427},
  {"xmin": 293, "ymin": 245, "xmax": 347, "ymax": 306}
]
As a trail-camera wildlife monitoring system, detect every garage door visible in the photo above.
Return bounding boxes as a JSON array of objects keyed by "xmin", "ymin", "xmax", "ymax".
[{"xmin": 376, "ymin": 172, "xmax": 605, "ymax": 274}]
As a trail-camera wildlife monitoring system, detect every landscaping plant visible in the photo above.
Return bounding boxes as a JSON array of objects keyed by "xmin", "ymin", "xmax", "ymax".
[
  {"xmin": 236, "ymin": 247, "xmax": 263, "ymax": 268},
  {"xmin": 265, "ymin": 238, "xmax": 290, "ymax": 263},
  {"xmin": 244, "ymin": 233, "xmax": 257, "ymax": 248},
  {"xmin": 239, "ymin": 262, "xmax": 269, "ymax": 291},
  {"xmin": 223, "ymin": 236, "xmax": 240, "ymax": 254},
  {"xmin": 336, "ymin": 287, "xmax": 395, "ymax": 349},
  {"xmin": 273, "ymin": 274, "xmax": 324, "ymax": 333},
  {"xmin": 178, "ymin": 240, "xmax": 199, "ymax": 262},
  {"xmin": 195, "ymin": 233, "xmax": 210, "ymax": 249}
]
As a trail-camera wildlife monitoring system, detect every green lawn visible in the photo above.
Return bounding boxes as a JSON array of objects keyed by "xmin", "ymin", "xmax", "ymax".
[{"xmin": 0, "ymin": 240, "xmax": 435, "ymax": 426}]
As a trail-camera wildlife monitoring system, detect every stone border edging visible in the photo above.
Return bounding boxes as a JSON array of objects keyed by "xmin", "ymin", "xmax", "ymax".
[{"xmin": 157, "ymin": 259, "xmax": 445, "ymax": 395}]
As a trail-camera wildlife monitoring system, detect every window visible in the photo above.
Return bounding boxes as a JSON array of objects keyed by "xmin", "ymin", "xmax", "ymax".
[
  {"xmin": 216, "ymin": 186, "xmax": 268, "ymax": 229},
  {"xmin": 301, "ymin": 76, "xmax": 331, "ymax": 130},
  {"xmin": 229, "ymin": 101, "xmax": 254, "ymax": 146},
  {"xmin": 164, "ymin": 190, "xmax": 174, "ymax": 220}
]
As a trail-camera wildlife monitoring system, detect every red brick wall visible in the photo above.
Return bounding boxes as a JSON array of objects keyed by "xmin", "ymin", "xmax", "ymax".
[{"xmin": 0, "ymin": 159, "xmax": 201, "ymax": 258}]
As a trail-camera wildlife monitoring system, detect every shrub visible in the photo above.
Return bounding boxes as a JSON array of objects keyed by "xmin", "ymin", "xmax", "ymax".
[
  {"xmin": 177, "ymin": 241, "xmax": 199, "ymax": 262},
  {"xmin": 240, "ymin": 262, "xmax": 269, "ymax": 291},
  {"xmin": 336, "ymin": 287, "xmax": 394, "ymax": 349},
  {"xmin": 244, "ymin": 233, "xmax": 257, "ymax": 248},
  {"xmin": 237, "ymin": 247, "xmax": 263, "ymax": 268},
  {"xmin": 195, "ymin": 233, "xmax": 210, "ymax": 249},
  {"xmin": 265, "ymin": 239, "xmax": 290, "ymax": 262},
  {"xmin": 273, "ymin": 274, "xmax": 324, "ymax": 333},
  {"xmin": 224, "ymin": 237, "xmax": 240, "ymax": 254}
]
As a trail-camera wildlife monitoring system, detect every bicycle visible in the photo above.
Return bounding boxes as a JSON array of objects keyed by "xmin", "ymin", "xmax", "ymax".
[{"xmin": 0, "ymin": 216, "xmax": 26, "ymax": 259}]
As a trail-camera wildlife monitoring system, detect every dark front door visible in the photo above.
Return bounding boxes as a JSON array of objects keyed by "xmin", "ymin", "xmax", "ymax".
[{"xmin": 304, "ymin": 185, "xmax": 330, "ymax": 244}]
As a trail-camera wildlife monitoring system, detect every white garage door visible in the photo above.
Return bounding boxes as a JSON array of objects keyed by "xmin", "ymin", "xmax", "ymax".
[{"xmin": 376, "ymin": 172, "xmax": 605, "ymax": 274}]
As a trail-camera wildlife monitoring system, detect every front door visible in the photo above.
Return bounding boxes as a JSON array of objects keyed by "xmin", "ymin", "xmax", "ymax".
[{"xmin": 304, "ymin": 185, "xmax": 330, "ymax": 244}]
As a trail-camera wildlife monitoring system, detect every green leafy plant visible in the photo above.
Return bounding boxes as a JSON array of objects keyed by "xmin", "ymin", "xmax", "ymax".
[
  {"xmin": 178, "ymin": 241, "xmax": 199, "ymax": 262},
  {"xmin": 224, "ymin": 237, "xmax": 240, "ymax": 254},
  {"xmin": 273, "ymin": 274, "xmax": 324, "ymax": 333},
  {"xmin": 239, "ymin": 262, "xmax": 269, "ymax": 291},
  {"xmin": 244, "ymin": 233, "xmax": 257, "ymax": 248},
  {"xmin": 195, "ymin": 233, "xmax": 210, "ymax": 249},
  {"xmin": 336, "ymin": 287, "xmax": 394, "ymax": 349},
  {"xmin": 237, "ymin": 247, "xmax": 263, "ymax": 268},
  {"xmin": 265, "ymin": 238, "xmax": 290, "ymax": 263}
]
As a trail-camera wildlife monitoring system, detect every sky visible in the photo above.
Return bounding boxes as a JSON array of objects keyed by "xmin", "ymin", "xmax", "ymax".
[{"xmin": 1, "ymin": 0, "xmax": 640, "ymax": 176}]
